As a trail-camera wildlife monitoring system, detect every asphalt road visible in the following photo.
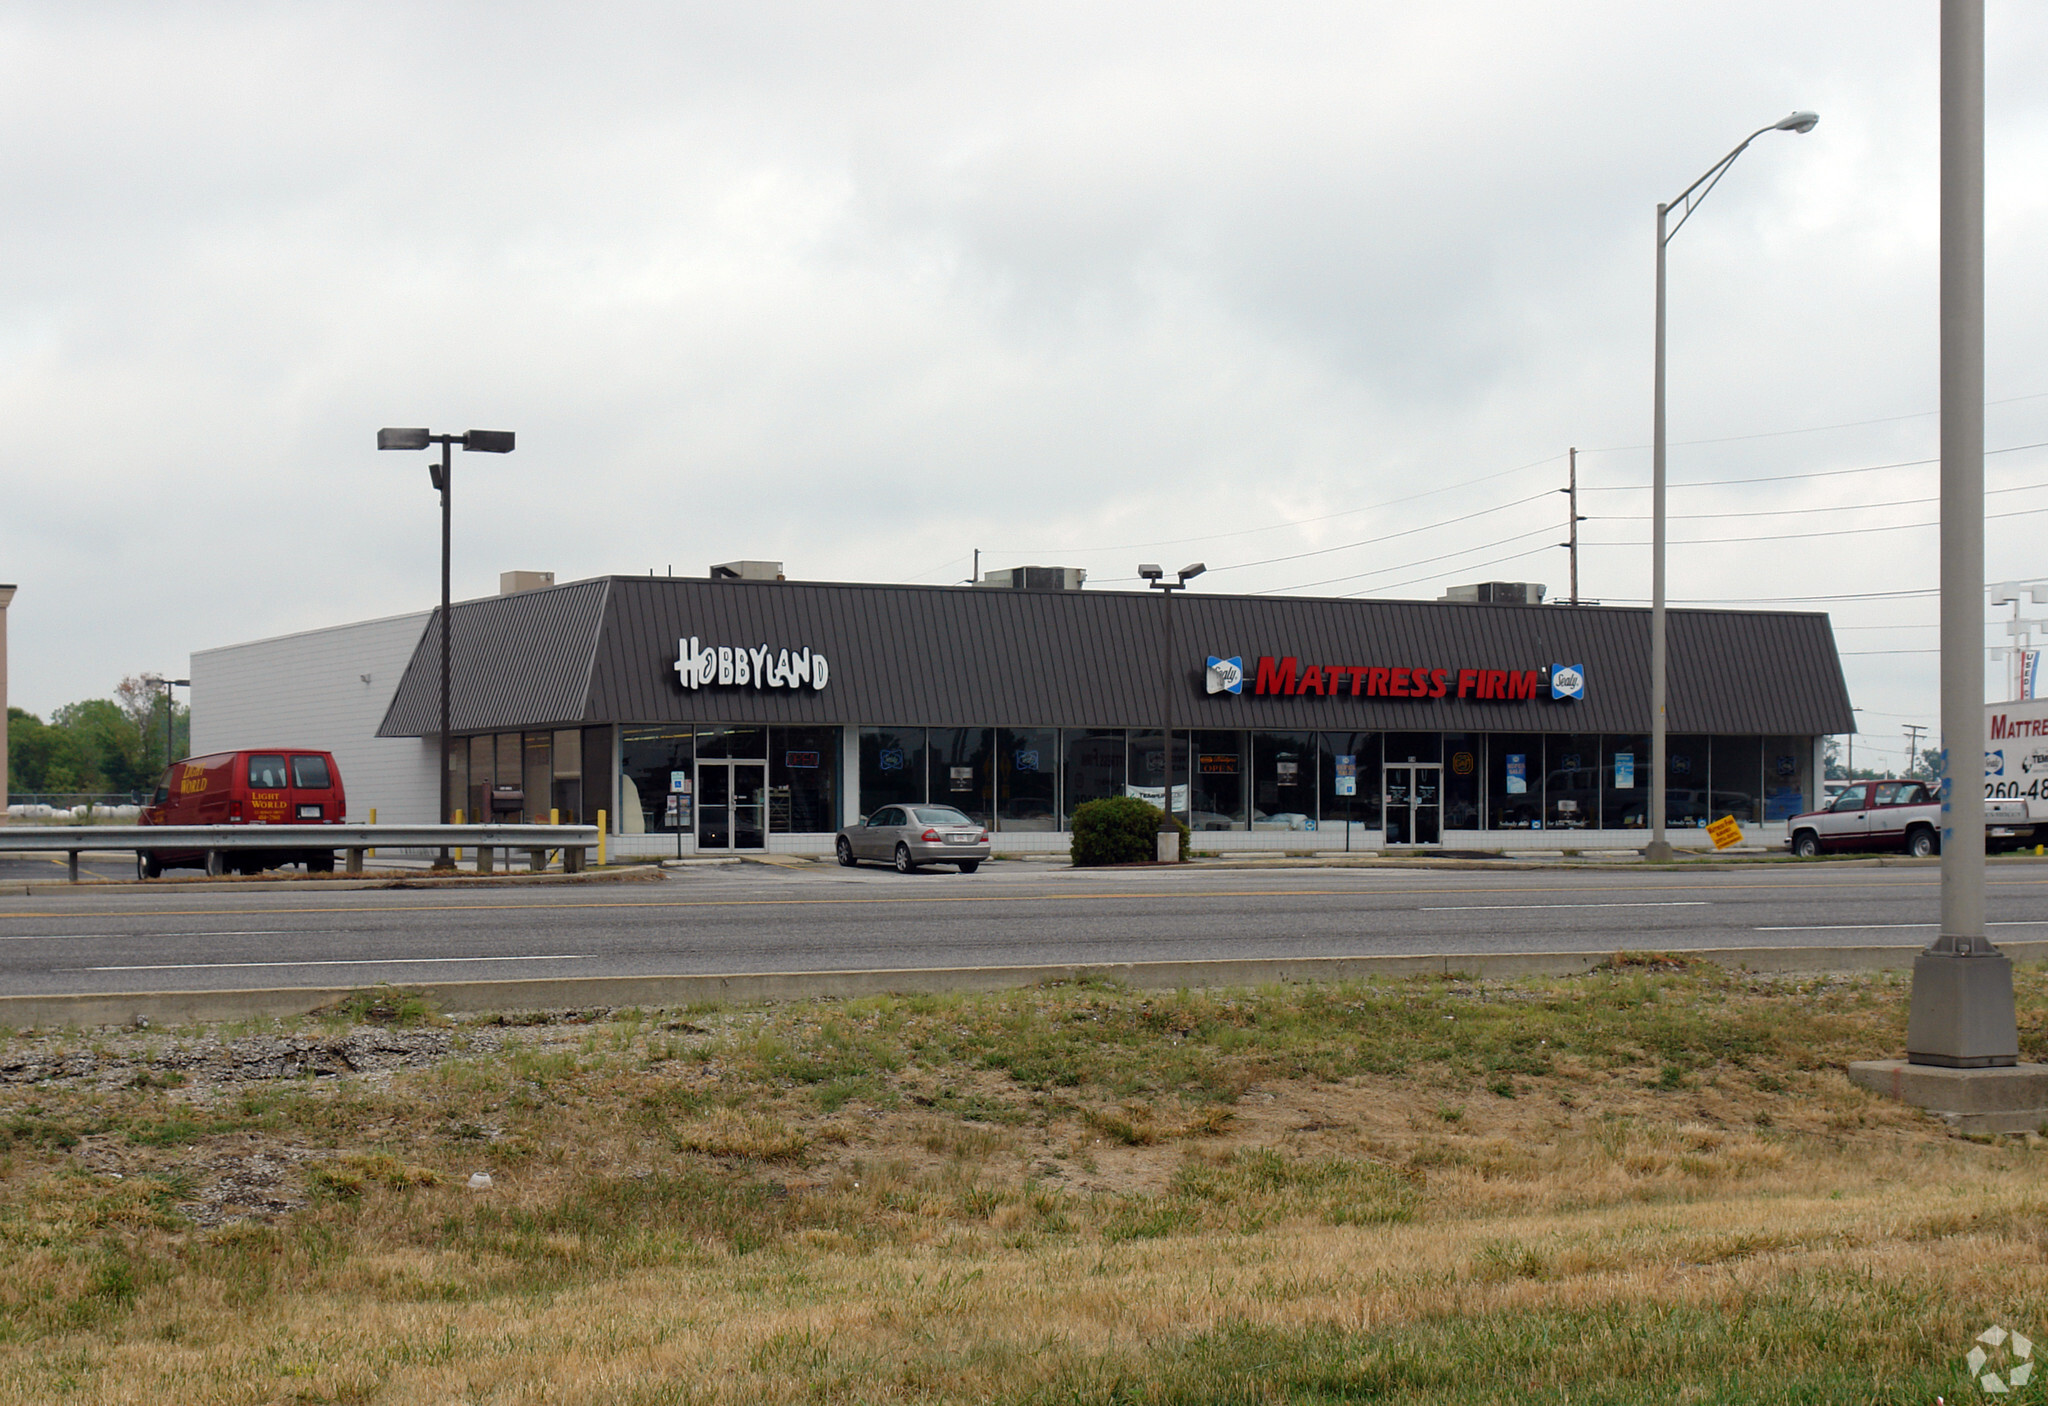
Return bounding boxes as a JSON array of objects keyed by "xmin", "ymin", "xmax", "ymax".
[{"xmin": 0, "ymin": 857, "xmax": 2045, "ymax": 995}]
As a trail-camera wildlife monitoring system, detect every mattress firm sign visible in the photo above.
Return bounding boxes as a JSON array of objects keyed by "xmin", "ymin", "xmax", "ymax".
[
  {"xmin": 674, "ymin": 636, "xmax": 830, "ymax": 691},
  {"xmin": 1211, "ymin": 655, "xmax": 1585, "ymax": 702}
]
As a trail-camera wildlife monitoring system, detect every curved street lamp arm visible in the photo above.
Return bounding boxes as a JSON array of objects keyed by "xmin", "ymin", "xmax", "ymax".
[{"xmin": 1661, "ymin": 124, "xmax": 1776, "ymax": 245}]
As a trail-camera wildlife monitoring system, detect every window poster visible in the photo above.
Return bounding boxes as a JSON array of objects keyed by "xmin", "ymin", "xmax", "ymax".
[
  {"xmin": 1614, "ymin": 753, "xmax": 1635, "ymax": 789},
  {"xmin": 1506, "ymin": 754, "xmax": 1527, "ymax": 795}
]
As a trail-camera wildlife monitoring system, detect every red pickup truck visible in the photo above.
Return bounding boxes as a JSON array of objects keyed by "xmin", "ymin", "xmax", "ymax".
[{"xmin": 1785, "ymin": 779, "xmax": 2026, "ymax": 858}]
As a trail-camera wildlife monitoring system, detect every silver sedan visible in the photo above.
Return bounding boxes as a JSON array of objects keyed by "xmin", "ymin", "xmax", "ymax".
[{"xmin": 836, "ymin": 804, "xmax": 991, "ymax": 873}]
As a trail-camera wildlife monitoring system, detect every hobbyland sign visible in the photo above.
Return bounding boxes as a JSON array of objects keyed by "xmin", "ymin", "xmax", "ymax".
[
  {"xmin": 1216, "ymin": 655, "xmax": 1587, "ymax": 702},
  {"xmin": 674, "ymin": 636, "xmax": 830, "ymax": 691}
]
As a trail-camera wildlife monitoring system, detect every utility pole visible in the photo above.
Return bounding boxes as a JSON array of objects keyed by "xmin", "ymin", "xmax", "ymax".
[
  {"xmin": 1558, "ymin": 448, "xmax": 1583, "ymax": 604},
  {"xmin": 1904, "ymin": 723, "xmax": 1928, "ymax": 778}
]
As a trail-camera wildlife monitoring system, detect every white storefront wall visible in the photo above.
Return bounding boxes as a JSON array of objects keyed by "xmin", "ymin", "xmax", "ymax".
[{"xmin": 190, "ymin": 611, "xmax": 441, "ymax": 823}]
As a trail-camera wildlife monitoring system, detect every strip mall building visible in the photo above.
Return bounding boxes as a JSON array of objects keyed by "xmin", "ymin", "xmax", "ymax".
[{"xmin": 189, "ymin": 568, "xmax": 1854, "ymax": 856}]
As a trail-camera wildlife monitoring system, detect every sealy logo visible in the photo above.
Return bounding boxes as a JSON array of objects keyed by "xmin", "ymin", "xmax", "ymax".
[
  {"xmin": 1206, "ymin": 656, "xmax": 1245, "ymax": 695},
  {"xmin": 1550, "ymin": 663, "xmax": 1585, "ymax": 701},
  {"xmin": 674, "ymin": 635, "xmax": 830, "ymax": 692}
]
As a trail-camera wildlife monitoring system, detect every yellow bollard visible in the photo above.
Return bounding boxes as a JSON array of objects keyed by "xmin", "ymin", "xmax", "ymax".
[
  {"xmin": 454, "ymin": 807, "xmax": 463, "ymax": 863},
  {"xmin": 598, "ymin": 809, "xmax": 608, "ymax": 867},
  {"xmin": 368, "ymin": 807, "xmax": 376, "ymax": 858},
  {"xmin": 550, "ymin": 808, "xmax": 560, "ymax": 825}
]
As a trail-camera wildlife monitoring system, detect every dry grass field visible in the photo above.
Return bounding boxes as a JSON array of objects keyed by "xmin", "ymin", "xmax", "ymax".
[{"xmin": 4, "ymin": 960, "xmax": 2048, "ymax": 1403}]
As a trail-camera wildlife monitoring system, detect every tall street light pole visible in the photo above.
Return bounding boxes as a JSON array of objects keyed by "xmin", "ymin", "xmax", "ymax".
[
  {"xmin": 144, "ymin": 676, "xmax": 189, "ymax": 777},
  {"xmin": 1907, "ymin": 0, "xmax": 2015, "ymax": 1067},
  {"xmin": 1139, "ymin": 562, "xmax": 1204, "ymax": 861},
  {"xmin": 378, "ymin": 427, "xmax": 516, "ymax": 866},
  {"xmin": 1649, "ymin": 110, "xmax": 1818, "ymax": 862}
]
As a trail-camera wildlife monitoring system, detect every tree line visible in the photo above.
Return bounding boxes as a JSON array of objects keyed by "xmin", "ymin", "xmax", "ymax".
[{"xmin": 7, "ymin": 677, "xmax": 191, "ymax": 796}]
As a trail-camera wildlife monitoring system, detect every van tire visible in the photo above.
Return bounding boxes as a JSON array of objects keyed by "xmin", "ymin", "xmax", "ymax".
[
  {"xmin": 1791, "ymin": 831, "xmax": 1820, "ymax": 858},
  {"xmin": 138, "ymin": 853, "xmax": 162, "ymax": 880},
  {"xmin": 1906, "ymin": 826, "xmax": 1937, "ymax": 859},
  {"xmin": 307, "ymin": 852, "xmax": 335, "ymax": 874}
]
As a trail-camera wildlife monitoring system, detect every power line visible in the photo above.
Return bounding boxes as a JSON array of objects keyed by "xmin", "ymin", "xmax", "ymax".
[
  {"xmin": 1200, "ymin": 490, "xmax": 1559, "ymax": 577},
  {"xmin": 1260, "ymin": 524, "xmax": 1561, "ymax": 595},
  {"xmin": 1577, "ymin": 389, "xmax": 2048, "ymax": 455},
  {"xmin": 1596, "ymin": 478, "xmax": 2047, "ymax": 523},
  {"xmin": 1582, "ymin": 439, "xmax": 2048, "ymax": 494},
  {"xmin": 1581, "ymin": 501, "xmax": 2048, "ymax": 548}
]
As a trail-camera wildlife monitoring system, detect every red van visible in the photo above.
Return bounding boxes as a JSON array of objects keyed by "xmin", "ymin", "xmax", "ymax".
[{"xmin": 140, "ymin": 750, "xmax": 348, "ymax": 877}]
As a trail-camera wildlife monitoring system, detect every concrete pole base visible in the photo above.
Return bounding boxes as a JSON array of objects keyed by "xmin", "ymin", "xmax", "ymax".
[
  {"xmin": 1848, "ymin": 1058, "xmax": 2048, "ymax": 1133},
  {"xmin": 1157, "ymin": 832, "xmax": 1178, "ymax": 865},
  {"xmin": 1643, "ymin": 840, "xmax": 1674, "ymax": 863},
  {"xmin": 1906, "ymin": 951, "xmax": 2019, "ymax": 1067}
]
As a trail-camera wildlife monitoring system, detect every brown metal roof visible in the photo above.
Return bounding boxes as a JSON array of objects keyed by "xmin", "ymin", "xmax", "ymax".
[{"xmin": 378, "ymin": 575, "xmax": 1854, "ymax": 737}]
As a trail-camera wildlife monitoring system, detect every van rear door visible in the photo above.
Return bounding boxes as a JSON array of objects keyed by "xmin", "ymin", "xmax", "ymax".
[{"xmin": 289, "ymin": 754, "xmax": 340, "ymax": 821}]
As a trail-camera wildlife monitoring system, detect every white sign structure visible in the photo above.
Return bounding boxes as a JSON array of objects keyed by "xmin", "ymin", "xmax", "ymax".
[{"xmin": 674, "ymin": 636, "xmax": 830, "ymax": 692}]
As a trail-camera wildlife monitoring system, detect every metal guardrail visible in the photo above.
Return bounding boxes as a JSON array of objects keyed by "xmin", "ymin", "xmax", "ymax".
[{"xmin": 0, "ymin": 823, "xmax": 601, "ymax": 882}]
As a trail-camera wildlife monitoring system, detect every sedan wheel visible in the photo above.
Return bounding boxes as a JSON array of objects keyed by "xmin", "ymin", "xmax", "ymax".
[
  {"xmin": 895, "ymin": 843, "xmax": 917, "ymax": 874},
  {"xmin": 957, "ymin": 860, "xmax": 980, "ymax": 874},
  {"xmin": 836, "ymin": 836, "xmax": 856, "ymax": 867}
]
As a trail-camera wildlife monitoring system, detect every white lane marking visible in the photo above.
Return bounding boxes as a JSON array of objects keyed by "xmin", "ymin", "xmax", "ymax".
[
  {"xmin": 1420, "ymin": 901, "xmax": 1711, "ymax": 912},
  {"xmin": 1753, "ymin": 920, "xmax": 2048, "ymax": 932},
  {"xmin": 66, "ymin": 954, "xmax": 590, "ymax": 973}
]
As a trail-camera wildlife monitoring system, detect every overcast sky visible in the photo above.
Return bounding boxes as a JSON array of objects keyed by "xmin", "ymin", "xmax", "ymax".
[{"xmin": 4, "ymin": 2, "xmax": 2045, "ymax": 770}]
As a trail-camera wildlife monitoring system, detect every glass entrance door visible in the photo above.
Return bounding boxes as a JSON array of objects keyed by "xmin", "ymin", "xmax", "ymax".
[
  {"xmin": 697, "ymin": 763, "xmax": 767, "ymax": 851},
  {"xmin": 1384, "ymin": 764, "xmax": 1442, "ymax": 845}
]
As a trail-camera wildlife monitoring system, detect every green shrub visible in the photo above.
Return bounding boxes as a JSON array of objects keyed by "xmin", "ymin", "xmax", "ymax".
[{"xmin": 1069, "ymin": 797, "xmax": 1190, "ymax": 866}]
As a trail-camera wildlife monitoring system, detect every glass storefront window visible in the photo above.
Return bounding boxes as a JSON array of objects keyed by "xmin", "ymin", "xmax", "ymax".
[
  {"xmin": 929, "ymin": 728, "xmax": 994, "ymax": 828},
  {"xmin": 860, "ymin": 727, "xmax": 926, "ymax": 818},
  {"xmin": 1763, "ymin": 736, "xmax": 1811, "ymax": 822},
  {"xmin": 1319, "ymin": 732, "xmax": 1381, "ymax": 832},
  {"xmin": 466, "ymin": 735, "xmax": 493, "ymax": 825},
  {"xmin": 1251, "ymin": 732, "xmax": 1315, "ymax": 832},
  {"xmin": 523, "ymin": 732, "xmax": 552, "ymax": 823},
  {"xmin": 1667, "ymin": 735, "xmax": 1711, "ymax": 829},
  {"xmin": 1709, "ymin": 736, "xmax": 1762, "ymax": 823},
  {"xmin": 1602, "ymin": 734, "xmax": 1649, "ymax": 829},
  {"xmin": 1384, "ymin": 732, "xmax": 1441, "ymax": 765},
  {"xmin": 1545, "ymin": 734, "xmax": 1601, "ymax": 833},
  {"xmin": 998, "ymin": 727, "xmax": 1059, "ymax": 830},
  {"xmin": 1126, "ymin": 730, "xmax": 1189, "ymax": 822},
  {"xmin": 1190, "ymin": 730, "xmax": 1247, "ymax": 830},
  {"xmin": 697, "ymin": 726, "xmax": 766, "ymax": 759},
  {"xmin": 1441, "ymin": 734, "xmax": 1480, "ymax": 831},
  {"xmin": 619, "ymin": 725, "xmax": 694, "ymax": 835},
  {"xmin": 1061, "ymin": 729, "xmax": 1126, "ymax": 823},
  {"xmin": 581, "ymin": 727, "xmax": 613, "ymax": 828},
  {"xmin": 551, "ymin": 728, "xmax": 583, "ymax": 823},
  {"xmin": 494, "ymin": 733, "xmax": 521, "ymax": 820},
  {"xmin": 770, "ymin": 726, "xmax": 840, "ymax": 833},
  {"xmin": 1487, "ymin": 733, "xmax": 1543, "ymax": 829}
]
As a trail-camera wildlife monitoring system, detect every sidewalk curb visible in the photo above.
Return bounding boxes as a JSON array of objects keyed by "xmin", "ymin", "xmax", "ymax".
[{"xmin": 8, "ymin": 941, "xmax": 2041, "ymax": 1032}]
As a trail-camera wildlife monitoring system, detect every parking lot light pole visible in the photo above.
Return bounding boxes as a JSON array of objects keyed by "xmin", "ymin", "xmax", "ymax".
[
  {"xmin": 378, "ymin": 428, "xmax": 516, "ymax": 867},
  {"xmin": 1907, "ymin": 0, "xmax": 2016, "ymax": 1067},
  {"xmin": 1649, "ymin": 111, "xmax": 1817, "ymax": 862},
  {"xmin": 143, "ymin": 676, "xmax": 189, "ymax": 777},
  {"xmin": 1140, "ymin": 562, "xmax": 1204, "ymax": 861}
]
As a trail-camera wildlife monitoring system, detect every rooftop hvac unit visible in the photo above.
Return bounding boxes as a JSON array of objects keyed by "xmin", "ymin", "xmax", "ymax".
[
  {"xmin": 499, "ymin": 571, "xmax": 555, "ymax": 595},
  {"xmin": 977, "ymin": 565, "xmax": 1087, "ymax": 591},
  {"xmin": 710, "ymin": 560, "xmax": 786, "ymax": 581},
  {"xmin": 1440, "ymin": 581, "xmax": 1547, "ymax": 605}
]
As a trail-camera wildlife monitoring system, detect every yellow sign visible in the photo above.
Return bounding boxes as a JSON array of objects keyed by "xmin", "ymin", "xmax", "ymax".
[{"xmin": 1706, "ymin": 815, "xmax": 1743, "ymax": 850}]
